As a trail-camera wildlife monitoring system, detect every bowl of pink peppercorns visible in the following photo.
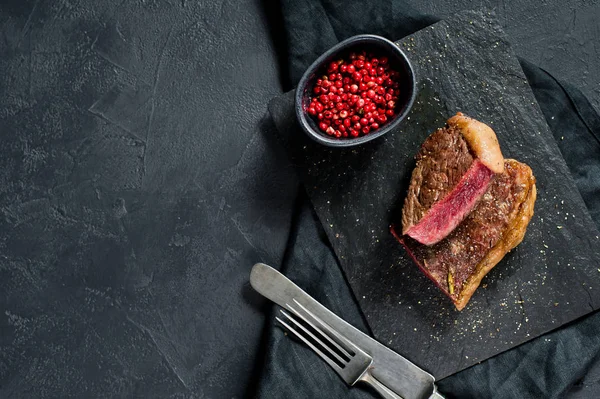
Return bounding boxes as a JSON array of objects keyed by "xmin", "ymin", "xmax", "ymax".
[{"xmin": 295, "ymin": 34, "xmax": 416, "ymax": 147}]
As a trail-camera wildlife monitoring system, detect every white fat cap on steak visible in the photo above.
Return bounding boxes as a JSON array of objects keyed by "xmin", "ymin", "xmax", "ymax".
[{"xmin": 448, "ymin": 112, "xmax": 505, "ymax": 174}]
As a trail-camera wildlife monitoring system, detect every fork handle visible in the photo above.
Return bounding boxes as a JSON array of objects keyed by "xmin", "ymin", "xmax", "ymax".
[{"xmin": 360, "ymin": 371, "xmax": 403, "ymax": 399}]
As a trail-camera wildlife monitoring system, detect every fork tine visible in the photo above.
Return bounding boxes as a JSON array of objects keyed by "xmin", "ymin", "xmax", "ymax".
[
  {"xmin": 292, "ymin": 299, "xmax": 359, "ymax": 354},
  {"xmin": 287, "ymin": 303, "xmax": 354, "ymax": 360},
  {"xmin": 276, "ymin": 315, "xmax": 343, "ymax": 373},
  {"xmin": 278, "ymin": 310, "xmax": 348, "ymax": 366}
]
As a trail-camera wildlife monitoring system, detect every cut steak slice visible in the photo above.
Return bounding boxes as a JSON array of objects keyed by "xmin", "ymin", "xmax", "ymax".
[
  {"xmin": 402, "ymin": 113, "xmax": 504, "ymax": 245},
  {"xmin": 393, "ymin": 159, "xmax": 536, "ymax": 310},
  {"xmin": 405, "ymin": 159, "xmax": 495, "ymax": 245}
]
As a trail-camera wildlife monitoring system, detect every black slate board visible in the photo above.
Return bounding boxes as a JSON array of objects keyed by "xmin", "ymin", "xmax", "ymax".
[{"xmin": 268, "ymin": 10, "xmax": 600, "ymax": 379}]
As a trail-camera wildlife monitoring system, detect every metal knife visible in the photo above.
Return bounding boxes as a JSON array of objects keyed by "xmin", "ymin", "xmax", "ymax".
[{"xmin": 250, "ymin": 263, "xmax": 443, "ymax": 399}]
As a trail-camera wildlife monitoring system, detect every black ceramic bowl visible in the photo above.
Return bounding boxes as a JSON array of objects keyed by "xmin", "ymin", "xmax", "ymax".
[{"xmin": 295, "ymin": 34, "xmax": 416, "ymax": 147}]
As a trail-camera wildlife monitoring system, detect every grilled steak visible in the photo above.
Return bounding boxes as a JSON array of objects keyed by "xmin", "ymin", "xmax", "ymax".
[
  {"xmin": 394, "ymin": 159, "xmax": 536, "ymax": 310},
  {"xmin": 402, "ymin": 113, "xmax": 504, "ymax": 245}
]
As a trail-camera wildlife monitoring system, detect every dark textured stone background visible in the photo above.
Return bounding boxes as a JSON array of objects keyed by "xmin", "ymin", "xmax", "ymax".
[{"xmin": 0, "ymin": 0, "xmax": 598, "ymax": 398}]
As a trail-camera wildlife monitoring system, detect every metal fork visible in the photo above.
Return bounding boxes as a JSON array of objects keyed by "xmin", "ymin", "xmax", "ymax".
[{"xmin": 276, "ymin": 299, "xmax": 404, "ymax": 399}]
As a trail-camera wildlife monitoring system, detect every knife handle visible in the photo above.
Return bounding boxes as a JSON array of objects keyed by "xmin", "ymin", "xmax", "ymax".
[{"xmin": 360, "ymin": 371, "xmax": 404, "ymax": 399}]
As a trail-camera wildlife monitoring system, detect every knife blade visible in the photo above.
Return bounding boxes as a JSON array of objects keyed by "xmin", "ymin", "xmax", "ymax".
[{"xmin": 250, "ymin": 262, "xmax": 441, "ymax": 399}]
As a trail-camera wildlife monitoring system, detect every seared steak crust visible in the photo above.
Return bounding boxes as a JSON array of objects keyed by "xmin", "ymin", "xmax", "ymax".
[
  {"xmin": 401, "ymin": 126, "xmax": 474, "ymax": 234},
  {"xmin": 397, "ymin": 159, "xmax": 536, "ymax": 310}
]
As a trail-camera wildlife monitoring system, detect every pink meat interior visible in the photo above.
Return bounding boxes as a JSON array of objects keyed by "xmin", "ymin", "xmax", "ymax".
[{"xmin": 405, "ymin": 160, "xmax": 494, "ymax": 245}]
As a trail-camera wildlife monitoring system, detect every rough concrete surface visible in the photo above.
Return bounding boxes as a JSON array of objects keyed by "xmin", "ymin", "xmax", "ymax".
[{"xmin": 0, "ymin": 0, "xmax": 598, "ymax": 397}]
